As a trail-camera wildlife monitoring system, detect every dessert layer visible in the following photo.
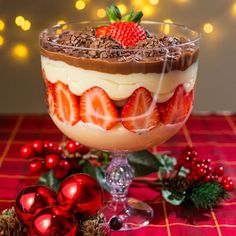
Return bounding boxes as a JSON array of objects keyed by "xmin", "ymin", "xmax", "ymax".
[
  {"xmin": 41, "ymin": 56, "xmax": 198, "ymax": 102},
  {"xmin": 51, "ymin": 114, "xmax": 186, "ymax": 151},
  {"xmin": 41, "ymin": 47, "xmax": 199, "ymax": 74}
]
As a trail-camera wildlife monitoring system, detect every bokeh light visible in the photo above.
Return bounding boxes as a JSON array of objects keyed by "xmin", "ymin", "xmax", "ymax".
[
  {"xmin": 163, "ymin": 19, "xmax": 173, "ymax": 34},
  {"xmin": 132, "ymin": 0, "xmax": 144, "ymax": 8},
  {"xmin": 0, "ymin": 35, "xmax": 4, "ymax": 46},
  {"xmin": 149, "ymin": 0, "xmax": 159, "ymax": 5},
  {"xmin": 0, "ymin": 20, "xmax": 5, "ymax": 31},
  {"xmin": 57, "ymin": 20, "xmax": 68, "ymax": 30},
  {"xmin": 164, "ymin": 19, "xmax": 173, "ymax": 24},
  {"xmin": 142, "ymin": 5, "xmax": 154, "ymax": 16},
  {"xmin": 75, "ymin": 0, "xmax": 86, "ymax": 10},
  {"xmin": 15, "ymin": 16, "xmax": 25, "ymax": 27},
  {"xmin": 176, "ymin": 0, "xmax": 189, "ymax": 3},
  {"xmin": 21, "ymin": 20, "xmax": 31, "ymax": 31},
  {"xmin": 97, "ymin": 8, "xmax": 107, "ymax": 18},
  {"xmin": 12, "ymin": 44, "xmax": 29, "ymax": 59},
  {"xmin": 117, "ymin": 4, "xmax": 128, "ymax": 15},
  {"xmin": 203, "ymin": 23, "xmax": 214, "ymax": 34},
  {"xmin": 232, "ymin": 3, "xmax": 236, "ymax": 16}
]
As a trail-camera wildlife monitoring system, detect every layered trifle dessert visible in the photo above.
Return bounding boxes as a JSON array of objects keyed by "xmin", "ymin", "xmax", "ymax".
[{"xmin": 40, "ymin": 5, "xmax": 199, "ymax": 151}]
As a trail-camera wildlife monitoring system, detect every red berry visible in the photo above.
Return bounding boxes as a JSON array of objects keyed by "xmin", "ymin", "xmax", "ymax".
[
  {"xmin": 213, "ymin": 166, "xmax": 224, "ymax": 177},
  {"xmin": 223, "ymin": 181, "xmax": 234, "ymax": 191},
  {"xmin": 31, "ymin": 140, "xmax": 44, "ymax": 154},
  {"xmin": 204, "ymin": 158, "xmax": 212, "ymax": 164},
  {"xmin": 207, "ymin": 166, "xmax": 212, "ymax": 173},
  {"xmin": 78, "ymin": 144, "xmax": 90, "ymax": 155},
  {"xmin": 29, "ymin": 159, "xmax": 43, "ymax": 174},
  {"xmin": 221, "ymin": 176, "xmax": 231, "ymax": 185},
  {"xmin": 45, "ymin": 154, "xmax": 61, "ymax": 169},
  {"xmin": 54, "ymin": 159, "xmax": 70, "ymax": 179},
  {"xmin": 204, "ymin": 174, "xmax": 212, "ymax": 182},
  {"xmin": 211, "ymin": 175, "xmax": 219, "ymax": 181},
  {"xmin": 55, "ymin": 146, "xmax": 63, "ymax": 155},
  {"xmin": 196, "ymin": 167, "xmax": 206, "ymax": 177},
  {"xmin": 66, "ymin": 140, "xmax": 79, "ymax": 154},
  {"xmin": 44, "ymin": 141, "xmax": 54, "ymax": 153},
  {"xmin": 20, "ymin": 145, "xmax": 34, "ymax": 159}
]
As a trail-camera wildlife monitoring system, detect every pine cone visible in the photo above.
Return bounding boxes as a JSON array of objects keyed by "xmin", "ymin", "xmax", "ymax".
[
  {"xmin": 0, "ymin": 207, "xmax": 27, "ymax": 236},
  {"xmin": 81, "ymin": 213, "xmax": 110, "ymax": 236},
  {"xmin": 165, "ymin": 176, "xmax": 190, "ymax": 193}
]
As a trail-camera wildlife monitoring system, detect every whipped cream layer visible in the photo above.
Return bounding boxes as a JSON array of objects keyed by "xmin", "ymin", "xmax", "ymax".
[
  {"xmin": 42, "ymin": 56, "xmax": 198, "ymax": 103},
  {"xmin": 51, "ymin": 114, "xmax": 186, "ymax": 151}
]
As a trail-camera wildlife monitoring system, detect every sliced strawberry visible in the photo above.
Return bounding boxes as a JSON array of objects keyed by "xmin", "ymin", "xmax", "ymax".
[
  {"xmin": 158, "ymin": 85, "xmax": 194, "ymax": 125},
  {"xmin": 80, "ymin": 87, "xmax": 118, "ymax": 130},
  {"xmin": 121, "ymin": 87, "xmax": 160, "ymax": 133},
  {"xmin": 42, "ymin": 69, "xmax": 56, "ymax": 115},
  {"xmin": 54, "ymin": 81, "xmax": 80, "ymax": 126},
  {"xmin": 96, "ymin": 26, "xmax": 108, "ymax": 38}
]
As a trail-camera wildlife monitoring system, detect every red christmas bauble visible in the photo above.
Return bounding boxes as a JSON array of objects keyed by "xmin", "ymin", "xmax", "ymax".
[
  {"xmin": 53, "ymin": 159, "xmax": 70, "ymax": 179},
  {"xmin": 66, "ymin": 140, "xmax": 79, "ymax": 154},
  {"xmin": 29, "ymin": 159, "xmax": 44, "ymax": 174},
  {"xmin": 15, "ymin": 185, "xmax": 57, "ymax": 226},
  {"xmin": 29, "ymin": 207, "xmax": 78, "ymax": 236},
  {"xmin": 57, "ymin": 174, "xmax": 103, "ymax": 216}
]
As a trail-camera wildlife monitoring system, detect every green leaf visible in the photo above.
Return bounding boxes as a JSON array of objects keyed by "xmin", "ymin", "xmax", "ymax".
[
  {"xmin": 130, "ymin": 11, "xmax": 144, "ymax": 23},
  {"xmin": 38, "ymin": 171, "xmax": 62, "ymax": 192},
  {"xmin": 128, "ymin": 151, "xmax": 162, "ymax": 176},
  {"xmin": 107, "ymin": 4, "xmax": 122, "ymax": 23},
  {"xmin": 155, "ymin": 154, "xmax": 177, "ymax": 174},
  {"xmin": 162, "ymin": 189, "xmax": 185, "ymax": 206},
  {"xmin": 96, "ymin": 167, "xmax": 110, "ymax": 192},
  {"xmin": 81, "ymin": 161, "xmax": 96, "ymax": 178},
  {"xmin": 178, "ymin": 166, "xmax": 190, "ymax": 177}
]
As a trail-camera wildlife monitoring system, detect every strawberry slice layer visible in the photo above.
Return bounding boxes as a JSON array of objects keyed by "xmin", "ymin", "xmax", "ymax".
[
  {"xmin": 121, "ymin": 87, "xmax": 160, "ymax": 133},
  {"xmin": 158, "ymin": 85, "xmax": 194, "ymax": 125},
  {"xmin": 42, "ymin": 69, "xmax": 55, "ymax": 115},
  {"xmin": 80, "ymin": 87, "xmax": 118, "ymax": 130},
  {"xmin": 54, "ymin": 81, "xmax": 80, "ymax": 126}
]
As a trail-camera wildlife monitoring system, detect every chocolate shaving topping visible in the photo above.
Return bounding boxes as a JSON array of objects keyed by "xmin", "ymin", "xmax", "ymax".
[{"xmin": 40, "ymin": 27, "xmax": 199, "ymax": 74}]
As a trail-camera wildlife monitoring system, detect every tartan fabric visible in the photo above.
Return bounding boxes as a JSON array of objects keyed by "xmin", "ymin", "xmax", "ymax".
[{"xmin": 0, "ymin": 114, "xmax": 236, "ymax": 236}]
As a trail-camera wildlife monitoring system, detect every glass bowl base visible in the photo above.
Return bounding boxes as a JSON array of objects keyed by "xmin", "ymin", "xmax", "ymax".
[{"xmin": 100, "ymin": 197, "xmax": 154, "ymax": 231}]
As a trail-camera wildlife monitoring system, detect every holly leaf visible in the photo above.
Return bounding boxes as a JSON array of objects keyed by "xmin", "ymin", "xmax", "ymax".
[
  {"xmin": 38, "ymin": 171, "xmax": 62, "ymax": 192},
  {"xmin": 95, "ymin": 167, "xmax": 110, "ymax": 192},
  {"xmin": 155, "ymin": 154, "xmax": 177, "ymax": 174},
  {"xmin": 162, "ymin": 189, "xmax": 185, "ymax": 206},
  {"xmin": 178, "ymin": 166, "xmax": 190, "ymax": 177},
  {"xmin": 128, "ymin": 151, "xmax": 162, "ymax": 176},
  {"xmin": 81, "ymin": 160, "xmax": 97, "ymax": 178}
]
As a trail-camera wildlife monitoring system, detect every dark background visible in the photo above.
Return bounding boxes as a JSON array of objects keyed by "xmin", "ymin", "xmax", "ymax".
[{"xmin": 0, "ymin": 0, "xmax": 235, "ymax": 113}]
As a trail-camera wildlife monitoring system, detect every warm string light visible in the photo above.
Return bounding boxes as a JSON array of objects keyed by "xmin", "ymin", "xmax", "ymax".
[
  {"xmin": 97, "ymin": 8, "xmax": 106, "ymax": 18},
  {"xmin": 75, "ymin": 0, "xmax": 86, "ymax": 10},
  {"xmin": 57, "ymin": 20, "xmax": 68, "ymax": 30},
  {"xmin": 149, "ymin": 0, "xmax": 159, "ymax": 5},
  {"xmin": 232, "ymin": 3, "xmax": 236, "ymax": 16},
  {"xmin": 203, "ymin": 23, "xmax": 214, "ymax": 34},
  {"xmin": 142, "ymin": 5, "xmax": 154, "ymax": 16},
  {"xmin": 15, "ymin": 16, "xmax": 31, "ymax": 31},
  {"xmin": 0, "ymin": 20, "xmax": 5, "ymax": 31},
  {"xmin": 12, "ymin": 44, "xmax": 29, "ymax": 60},
  {"xmin": 117, "ymin": 4, "xmax": 128, "ymax": 14},
  {"xmin": 163, "ymin": 19, "xmax": 173, "ymax": 34},
  {"xmin": 0, "ymin": 35, "xmax": 4, "ymax": 46}
]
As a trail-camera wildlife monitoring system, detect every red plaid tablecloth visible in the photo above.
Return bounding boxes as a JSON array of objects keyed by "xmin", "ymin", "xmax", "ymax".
[{"xmin": 0, "ymin": 114, "xmax": 236, "ymax": 236}]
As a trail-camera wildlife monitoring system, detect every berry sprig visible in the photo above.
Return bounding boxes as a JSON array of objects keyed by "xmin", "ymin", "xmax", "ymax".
[
  {"xmin": 176, "ymin": 146, "xmax": 234, "ymax": 191},
  {"xmin": 20, "ymin": 140, "xmax": 90, "ymax": 179},
  {"xmin": 96, "ymin": 4, "xmax": 147, "ymax": 46}
]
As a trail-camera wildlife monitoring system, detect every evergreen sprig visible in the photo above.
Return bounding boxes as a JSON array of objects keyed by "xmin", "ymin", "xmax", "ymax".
[{"xmin": 183, "ymin": 181, "xmax": 229, "ymax": 209}]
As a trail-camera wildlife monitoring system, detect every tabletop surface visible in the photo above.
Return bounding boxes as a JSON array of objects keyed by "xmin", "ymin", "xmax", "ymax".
[{"xmin": 0, "ymin": 114, "xmax": 236, "ymax": 236}]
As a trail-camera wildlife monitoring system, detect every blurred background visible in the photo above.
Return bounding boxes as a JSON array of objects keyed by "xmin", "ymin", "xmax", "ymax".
[{"xmin": 0, "ymin": 0, "xmax": 235, "ymax": 114}]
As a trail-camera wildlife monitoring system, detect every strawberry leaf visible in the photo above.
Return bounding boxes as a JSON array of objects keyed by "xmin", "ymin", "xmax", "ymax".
[{"xmin": 107, "ymin": 4, "xmax": 122, "ymax": 23}]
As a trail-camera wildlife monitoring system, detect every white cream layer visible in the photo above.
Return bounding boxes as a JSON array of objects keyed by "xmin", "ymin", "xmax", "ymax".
[
  {"xmin": 51, "ymin": 114, "xmax": 186, "ymax": 151},
  {"xmin": 41, "ymin": 56, "xmax": 198, "ymax": 103}
]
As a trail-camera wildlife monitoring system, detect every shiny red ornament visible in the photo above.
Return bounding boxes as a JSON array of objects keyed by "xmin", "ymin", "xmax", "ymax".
[
  {"xmin": 20, "ymin": 145, "xmax": 34, "ymax": 159},
  {"xmin": 44, "ymin": 141, "xmax": 55, "ymax": 154},
  {"xmin": 45, "ymin": 154, "xmax": 60, "ymax": 169},
  {"xmin": 66, "ymin": 140, "xmax": 79, "ymax": 154},
  {"xmin": 15, "ymin": 185, "xmax": 57, "ymax": 226},
  {"xmin": 57, "ymin": 174, "xmax": 103, "ymax": 216},
  {"xmin": 32, "ymin": 140, "xmax": 44, "ymax": 155},
  {"xmin": 29, "ymin": 207, "xmax": 78, "ymax": 236},
  {"xmin": 221, "ymin": 176, "xmax": 234, "ymax": 191},
  {"xmin": 53, "ymin": 159, "xmax": 70, "ymax": 179},
  {"xmin": 29, "ymin": 159, "xmax": 44, "ymax": 174}
]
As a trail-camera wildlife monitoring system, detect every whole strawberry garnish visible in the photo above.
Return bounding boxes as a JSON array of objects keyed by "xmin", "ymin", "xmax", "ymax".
[{"xmin": 96, "ymin": 4, "xmax": 146, "ymax": 47}]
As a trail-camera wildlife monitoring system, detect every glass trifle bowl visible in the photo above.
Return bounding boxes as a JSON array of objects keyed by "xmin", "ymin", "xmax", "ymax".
[{"xmin": 40, "ymin": 13, "xmax": 200, "ymax": 231}]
